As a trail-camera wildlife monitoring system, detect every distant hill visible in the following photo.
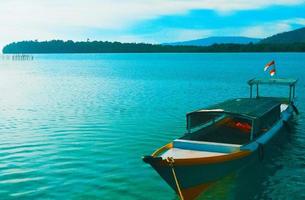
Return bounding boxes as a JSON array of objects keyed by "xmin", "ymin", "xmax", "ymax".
[
  {"xmin": 260, "ymin": 27, "xmax": 305, "ymax": 43},
  {"xmin": 164, "ymin": 36, "xmax": 261, "ymax": 46},
  {"xmin": 3, "ymin": 27, "xmax": 305, "ymax": 54}
]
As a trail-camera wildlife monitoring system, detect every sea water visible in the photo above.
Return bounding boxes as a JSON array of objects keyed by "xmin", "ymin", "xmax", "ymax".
[{"xmin": 0, "ymin": 53, "xmax": 304, "ymax": 200}]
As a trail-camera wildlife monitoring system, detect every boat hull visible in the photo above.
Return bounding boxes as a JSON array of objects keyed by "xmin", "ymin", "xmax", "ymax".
[
  {"xmin": 144, "ymin": 150, "xmax": 254, "ymax": 199},
  {"xmin": 143, "ymin": 104, "xmax": 294, "ymax": 199}
]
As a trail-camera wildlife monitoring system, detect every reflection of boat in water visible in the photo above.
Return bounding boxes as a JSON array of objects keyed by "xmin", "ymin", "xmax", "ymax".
[{"xmin": 143, "ymin": 78, "xmax": 298, "ymax": 200}]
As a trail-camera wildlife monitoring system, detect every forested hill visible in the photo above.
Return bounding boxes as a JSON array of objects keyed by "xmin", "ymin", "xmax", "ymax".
[
  {"xmin": 260, "ymin": 27, "xmax": 305, "ymax": 44},
  {"xmin": 2, "ymin": 40, "xmax": 305, "ymax": 53},
  {"xmin": 2, "ymin": 40, "xmax": 179, "ymax": 54}
]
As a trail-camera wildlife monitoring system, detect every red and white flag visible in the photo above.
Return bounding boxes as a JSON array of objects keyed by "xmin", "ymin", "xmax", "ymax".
[
  {"xmin": 270, "ymin": 69, "xmax": 276, "ymax": 76},
  {"xmin": 264, "ymin": 60, "xmax": 275, "ymax": 71}
]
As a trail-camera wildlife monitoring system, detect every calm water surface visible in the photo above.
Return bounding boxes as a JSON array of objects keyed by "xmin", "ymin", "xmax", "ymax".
[{"xmin": 0, "ymin": 53, "xmax": 304, "ymax": 200}]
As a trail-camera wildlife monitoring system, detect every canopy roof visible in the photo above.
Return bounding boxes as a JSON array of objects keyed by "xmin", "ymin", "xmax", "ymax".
[
  {"xmin": 189, "ymin": 98, "xmax": 281, "ymax": 119},
  {"xmin": 248, "ymin": 78, "xmax": 297, "ymax": 86}
]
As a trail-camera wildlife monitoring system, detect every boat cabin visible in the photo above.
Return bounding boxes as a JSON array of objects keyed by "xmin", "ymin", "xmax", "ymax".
[
  {"xmin": 182, "ymin": 98, "xmax": 281, "ymax": 145},
  {"xmin": 150, "ymin": 78, "xmax": 298, "ymax": 161},
  {"xmin": 182, "ymin": 78, "xmax": 297, "ymax": 145}
]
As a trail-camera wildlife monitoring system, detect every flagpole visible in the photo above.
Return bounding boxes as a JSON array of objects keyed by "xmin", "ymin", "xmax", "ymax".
[{"xmin": 274, "ymin": 60, "xmax": 277, "ymax": 78}]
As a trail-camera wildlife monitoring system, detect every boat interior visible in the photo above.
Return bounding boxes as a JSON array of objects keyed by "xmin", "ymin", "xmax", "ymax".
[
  {"xmin": 161, "ymin": 113, "xmax": 250, "ymax": 159},
  {"xmin": 182, "ymin": 114, "xmax": 252, "ymax": 145},
  {"xmin": 161, "ymin": 99, "xmax": 286, "ymax": 160}
]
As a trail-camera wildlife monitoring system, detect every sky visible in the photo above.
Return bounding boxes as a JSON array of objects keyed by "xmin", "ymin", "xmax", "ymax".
[{"xmin": 0, "ymin": 0, "xmax": 305, "ymax": 48}]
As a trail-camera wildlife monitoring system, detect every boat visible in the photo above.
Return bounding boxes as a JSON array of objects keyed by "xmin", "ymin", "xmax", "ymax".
[{"xmin": 142, "ymin": 78, "xmax": 298, "ymax": 200}]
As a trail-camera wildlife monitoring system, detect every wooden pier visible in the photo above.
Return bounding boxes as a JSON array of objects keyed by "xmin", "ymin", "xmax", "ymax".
[{"xmin": 0, "ymin": 54, "xmax": 34, "ymax": 61}]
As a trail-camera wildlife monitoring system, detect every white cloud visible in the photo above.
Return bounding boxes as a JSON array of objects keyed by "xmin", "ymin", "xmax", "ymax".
[
  {"xmin": 140, "ymin": 28, "xmax": 214, "ymax": 43},
  {"xmin": 239, "ymin": 24, "xmax": 291, "ymax": 38},
  {"xmin": 239, "ymin": 18, "xmax": 305, "ymax": 38},
  {"xmin": 0, "ymin": 0, "xmax": 303, "ymax": 28},
  {"xmin": 0, "ymin": 0, "xmax": 304, "ymax": 48},
  {"xmin": 284, "ymin": 18, "xmax": 305, "ymax": 26},
  {"xmin": 131, "ymin": 17, "xmax": 305, "ymax": 43}
]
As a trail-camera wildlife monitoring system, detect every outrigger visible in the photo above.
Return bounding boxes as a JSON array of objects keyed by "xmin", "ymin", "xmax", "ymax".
[{"xmin": 143, "ymin": 78, "xmax": 298, "ymax": 200}]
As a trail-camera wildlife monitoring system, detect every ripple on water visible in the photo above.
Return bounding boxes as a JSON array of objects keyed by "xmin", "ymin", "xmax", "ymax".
[{"xmin": 1, "ymin": 53, "xmax": 305, "ymax": 200}]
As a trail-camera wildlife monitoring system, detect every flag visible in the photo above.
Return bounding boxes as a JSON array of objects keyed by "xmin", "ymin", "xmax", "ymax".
[
  {"xmin": 270, "ymin": 69, "xmax": 276, "ymax": 76},
  {"xmin": 264, "ymin": 60, "xmax": 275, "ymax": 71}
]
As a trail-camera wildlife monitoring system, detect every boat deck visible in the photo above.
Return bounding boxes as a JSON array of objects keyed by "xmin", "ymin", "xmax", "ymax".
[
  {"xmin": 161, "ymin": 148, "xmax": 226, "ymax": 159},
  {"xmin": 160, "ymin": 139, "xmax": 241, "ymax": 159}
]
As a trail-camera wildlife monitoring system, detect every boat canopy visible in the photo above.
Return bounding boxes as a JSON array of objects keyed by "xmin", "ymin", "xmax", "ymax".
[
  {"xmin": 248, "ymin": 78, "xmax": 297, "ymax": 86},
  {"xmin": 187, "ymin": 98, "xmax": 281, "ymax": 120},
  {"xmin": 186, "ymin": 98, "xmax": 281, "ymax": 140},
  {"xmin": 247, "ymin": 78, "xmax": 297, "ymax": 102}
]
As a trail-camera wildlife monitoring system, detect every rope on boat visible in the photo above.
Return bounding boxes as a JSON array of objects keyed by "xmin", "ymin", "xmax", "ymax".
[
  {"xmin": 166, "ymin": 157, "xmax": 184, "ymax": 200},
  {"xmin": 291, "ymin": 102, "xmax": 299, "ymax": 115}
]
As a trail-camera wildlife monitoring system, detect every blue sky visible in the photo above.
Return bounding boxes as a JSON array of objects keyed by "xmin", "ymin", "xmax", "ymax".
[{"xmin": 0, "ymin": 0, "xmax": 305, "ymax": 48}]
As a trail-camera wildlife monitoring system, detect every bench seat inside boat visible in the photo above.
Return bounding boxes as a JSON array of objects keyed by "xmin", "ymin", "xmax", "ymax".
[{"xmin": 161, "ymin": 139, "xmax": 241, "ymax": 159}]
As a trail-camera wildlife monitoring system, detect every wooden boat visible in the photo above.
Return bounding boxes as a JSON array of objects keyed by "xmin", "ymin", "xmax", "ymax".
[{"xmin": 143, "ymin": 78, "xmax": 298, "ymax": 200}]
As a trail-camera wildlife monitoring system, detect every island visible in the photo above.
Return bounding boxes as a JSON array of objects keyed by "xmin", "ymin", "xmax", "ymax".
[{"xmin": 2, "ymin": 27, "xmax": 305, "ymax": 54}]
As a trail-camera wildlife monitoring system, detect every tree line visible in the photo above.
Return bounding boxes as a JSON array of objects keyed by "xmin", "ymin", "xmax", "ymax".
[{"xmin": 3, "ymin": 40, "xmax": 305, "ymax": 53}]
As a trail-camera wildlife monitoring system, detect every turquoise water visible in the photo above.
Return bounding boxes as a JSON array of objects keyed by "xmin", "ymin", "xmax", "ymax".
[{"xmin": 0, "ymin": 53, "xmax": 304, "ymax": 200}]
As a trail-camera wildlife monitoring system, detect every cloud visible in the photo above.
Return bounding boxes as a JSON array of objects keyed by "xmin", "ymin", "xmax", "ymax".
[
  {"xmin": 0, "ymin": 0, "xmax": 304, "ymax": 48},
  {"xmin": 140, "ymin": 28, "xmax": 214, "ymax": 43},
  {"xmin": 239, "ymin": 24, "xmax": 291, "ymax": 38},
  {"xmin": 239, "ymin": 18, "xmax": 305, "ymax": 38},
  {"xmin": 1, "ymin": 0, "xmax": 303, "ymax": 28},
  {"xmin": 131, "ymin": 17, "xmax": 305, "ymax": 43},
  {"xmin": 284, "ymin": 18, "xmax": 305, "ymax": 26}
]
